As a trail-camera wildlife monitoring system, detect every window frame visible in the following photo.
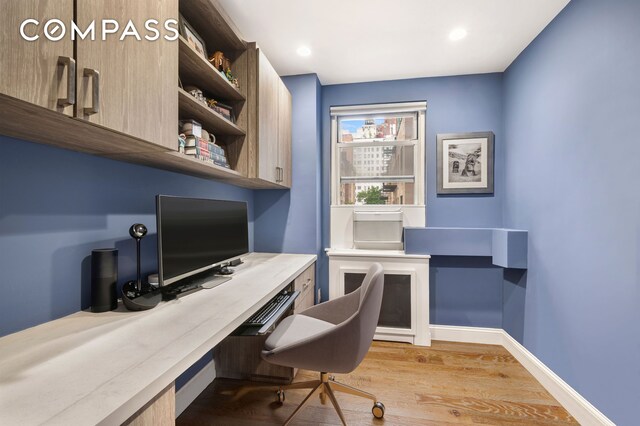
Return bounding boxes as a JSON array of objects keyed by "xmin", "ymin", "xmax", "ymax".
[{"xmin": 330, "ymin": 102, "xmax": 426, "ymax": 206}]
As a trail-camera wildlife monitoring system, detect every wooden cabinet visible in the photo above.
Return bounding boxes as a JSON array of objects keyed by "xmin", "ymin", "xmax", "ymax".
[
  {"xmin": 294, "ymin": 264, "xmax": 315, "ymax": 313},
  {"xmin": 214, "ymin": 262, "xmax": 316, "ymax": 384},
  {"xmin": 257, "ymin": 49, "xmax": 280, "ymax": 183},
  {"xmin": 0, "ymin": 0, "xmax": 291, "ymax": 189},
  {"xmin": 0, "ymin": 0, "xmax": 177, "ymax": 154},
  {"xmin": 0, "ymin": 0, "xmax": 75, "ymax": 116},
  {"xmin": 248, "ymin": 44, "xmax": 292, "ymax": 188},
  {"xmin": 277, "ymin": 79, "xmax": 293, "ymax": 187},
  {"xmin": 75, "ymin": 0, "xmax": 178, "ymax": 150}
]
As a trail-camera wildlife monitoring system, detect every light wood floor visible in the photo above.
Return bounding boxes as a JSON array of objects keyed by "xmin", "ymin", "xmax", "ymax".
[{"xmin": 177, "ymin": 340, "xmax": 578, "ymax": 425}]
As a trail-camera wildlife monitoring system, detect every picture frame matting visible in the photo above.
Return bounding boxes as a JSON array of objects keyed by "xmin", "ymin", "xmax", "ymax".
[{"xmin": 436, "ymin": 131, "xmax": 495, "ymax": 194}]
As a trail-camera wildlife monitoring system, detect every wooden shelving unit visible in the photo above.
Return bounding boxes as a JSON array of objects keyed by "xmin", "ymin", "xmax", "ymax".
[
  {"xmin": 175, "ymin": 0, "xmax": 256, "ymax": 187},
  {"xmin": 0, "ymin": 0, "xmax": 286, "ymax": 190},
  {"xmin": 178, "ymin": 87, "xmax": 244, "ymax": 136},
  {"xmin": 178, "ymin": 36, "xmax": 244, "ymax": 102}
]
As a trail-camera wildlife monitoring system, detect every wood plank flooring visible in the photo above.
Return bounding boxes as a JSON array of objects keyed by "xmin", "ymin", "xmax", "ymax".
[{"xmin": 177, "ymin": 341, "xmax": 578, "ymax": 425}]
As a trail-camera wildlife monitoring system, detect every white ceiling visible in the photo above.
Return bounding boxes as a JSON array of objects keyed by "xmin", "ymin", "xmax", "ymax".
[{"xmin": 217, "ymin": 0, "xmax": 570, "ymax": 85}]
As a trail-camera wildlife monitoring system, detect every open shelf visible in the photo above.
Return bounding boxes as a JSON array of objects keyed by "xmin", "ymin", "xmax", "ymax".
[
  {"xmin": 154, "ymin": 152, "xmax": 281, "ymax": 189},
  {"xmin": 180, "ymin": 0, "xmax": 247, "ymax": 57},
  {"xmin": 109, "ymin": 150, "xmax": 254, "ymax": 186},
  {"xmin": 178, "ymin": 36, "xmax": 244, "ymax": 102},
  {"xmin": 178, "ymin": 87, "xmax": 245, "ymax": 136},
  {"xmin": 163, "ymin": 151, "xmax": 244, "ymax": 179}
]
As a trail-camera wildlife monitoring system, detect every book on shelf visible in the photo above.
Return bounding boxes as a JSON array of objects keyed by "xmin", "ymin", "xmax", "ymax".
[
  {"xmin": 183, "ymin": 137, "xmax": 230, "ymax": 168},
  {"xmin": 210, "ymin": 101, "xmax": 234, "ymax": 122}
]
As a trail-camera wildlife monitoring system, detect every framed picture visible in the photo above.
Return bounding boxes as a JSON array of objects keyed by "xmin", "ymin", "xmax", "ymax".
[
  {"xmin": 436, "ymin": 131, "xmax": 494, "ymax": 194},
  {"xmin": 179, "ymin": 14, "xmax": 207, "ymax": 58}
]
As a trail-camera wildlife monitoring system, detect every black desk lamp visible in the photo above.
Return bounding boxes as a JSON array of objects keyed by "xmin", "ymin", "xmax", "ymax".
[
  {"xmin": 121, "ymin": 223, "xmax": 160, "ymax": 311},
  {"xmin": 129, "ymin": 223, "xmax": 147, "ymax": 292}
]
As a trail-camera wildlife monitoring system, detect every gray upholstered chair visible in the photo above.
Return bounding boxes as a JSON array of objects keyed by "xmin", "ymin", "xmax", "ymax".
[{"xmin": 260, "ymin": 263, "xmax": 385, "ymax": 425}]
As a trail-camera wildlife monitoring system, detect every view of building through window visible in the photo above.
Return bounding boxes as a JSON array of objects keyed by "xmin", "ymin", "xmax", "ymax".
[{"xmin": 337, "ymin": 114, "xmax": 418, "ymax": 205}]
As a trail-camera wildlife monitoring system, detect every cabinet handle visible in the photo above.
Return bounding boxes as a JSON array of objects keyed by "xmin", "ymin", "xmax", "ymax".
[
  {"xmin": 57, "ymin": 56, "xmax": 76, "ymax": 107},
  {"xmin": 83, "ymin": 68, "xmax": 100, "ymax": 115},
  {"xmin": 279, "ymin": 167, "xmax": 283, "ymax": 182},
  {"xmin": 275, "ymin": 166, "xmax": 282, "ymax": 182}
]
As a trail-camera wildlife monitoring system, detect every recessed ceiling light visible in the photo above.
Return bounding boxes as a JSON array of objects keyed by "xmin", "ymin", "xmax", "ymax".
[
  {"xmin": 296, "ymin": 46, "xmax": 311, "ymax": 57},
  {"xmin": 449, "ymin": 28, "xmax": 468, "ymax": 41}
]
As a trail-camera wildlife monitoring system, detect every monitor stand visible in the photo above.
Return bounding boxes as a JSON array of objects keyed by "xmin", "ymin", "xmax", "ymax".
[{"xmin": 201, "ymin": 275, "xmax": 232, "ymax": 289}]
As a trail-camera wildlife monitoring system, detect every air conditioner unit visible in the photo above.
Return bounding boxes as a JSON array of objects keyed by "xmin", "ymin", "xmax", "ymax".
[{"xmin": 353, "ymin": 210, "xmax": 403, "ymax": 250}]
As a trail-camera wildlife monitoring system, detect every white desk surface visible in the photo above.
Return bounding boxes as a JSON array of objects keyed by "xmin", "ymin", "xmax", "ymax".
[{"xmin": 0, "ymin": 252, "xmax": 316, "ymax": 426}]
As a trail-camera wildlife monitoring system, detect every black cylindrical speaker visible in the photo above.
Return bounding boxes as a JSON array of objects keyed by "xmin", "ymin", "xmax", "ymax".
[{"xmin": 91, "ymin": 248, "xmax": 118, "ymax": 312}]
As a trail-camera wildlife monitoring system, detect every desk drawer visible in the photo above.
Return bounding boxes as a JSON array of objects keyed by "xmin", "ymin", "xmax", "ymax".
[
  {"xmin": 295, "ymin": 288, "xmax": 315, "ymax": 313},
  {"xmin": 294, "ymin": 264, "xmax": 314, "ymax": 296}
]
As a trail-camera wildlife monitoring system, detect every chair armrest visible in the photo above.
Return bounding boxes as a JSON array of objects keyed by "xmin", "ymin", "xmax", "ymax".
[{"xmin": 299, "ymin": 289, "xmax": 360, "ymax": 325}]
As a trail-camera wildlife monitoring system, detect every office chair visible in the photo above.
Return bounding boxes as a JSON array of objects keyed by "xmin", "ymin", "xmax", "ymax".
[{"xmin": 239, "ymin": 263, "xmax": 385, "ymax": 425}]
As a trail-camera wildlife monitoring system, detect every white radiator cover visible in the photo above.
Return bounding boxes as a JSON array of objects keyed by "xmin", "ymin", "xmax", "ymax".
[{"xmin": 326, "ymin": 249, "xmax": 431, "ymax": 346}]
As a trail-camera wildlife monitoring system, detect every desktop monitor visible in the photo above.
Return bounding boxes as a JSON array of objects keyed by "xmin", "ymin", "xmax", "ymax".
[{"xmin": 156, "ymin": 195, "xmax": 249, "ymax": 286}]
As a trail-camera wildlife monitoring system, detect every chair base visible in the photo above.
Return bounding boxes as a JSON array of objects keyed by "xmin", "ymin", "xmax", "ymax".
[{"xmin": 234, "ymin": 372, "xmax": 384, "ymax": 425}]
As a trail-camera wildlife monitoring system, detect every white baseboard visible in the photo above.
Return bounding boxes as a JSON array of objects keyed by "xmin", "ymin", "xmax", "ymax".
[
  {"xmin": 500, "ymin": 332, "xmax": 615, "ymax": 426},
  {"xmin": 430, "ymin": 324, "xmax": 504, "ymax": 345},
  {"xmin": 175, "ymin": 360, "xmax": 216, "ymax": 418},
  {"xmin": 429, "ymin": 325, "xmax": 615, "ymax": 426}
]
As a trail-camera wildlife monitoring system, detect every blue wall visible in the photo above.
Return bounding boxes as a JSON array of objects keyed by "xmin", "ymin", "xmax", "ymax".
[
  {"xmin": 320, "ymin": 74, "xmax": 506, "ymax": 325},
  {"xmin": 503, "ymin": 0, "xmax": 640, "ymax": 423},
  {"xmin": 0, "ymin": 137, "xmax": 254, "ymax": 337}
]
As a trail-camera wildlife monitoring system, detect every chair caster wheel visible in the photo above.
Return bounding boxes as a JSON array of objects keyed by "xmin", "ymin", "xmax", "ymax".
[
  {"xmin": 276, "ymin": 389, "xmax": 285, "ymax": 403},
  {"xmin": 372, "ymin": 401, "xmax": 385, "ymax": 419}
]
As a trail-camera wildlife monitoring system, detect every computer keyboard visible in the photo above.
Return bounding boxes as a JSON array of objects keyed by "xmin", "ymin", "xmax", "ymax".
[{"xmin": 244, "ymin": 292, "xmax": 292, "ymax": 326}]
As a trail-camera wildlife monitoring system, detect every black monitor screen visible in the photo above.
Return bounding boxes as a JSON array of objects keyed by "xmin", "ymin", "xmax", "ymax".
[{"xmin": 156, "ymin": 195, "xmax": 249, "ymax": 285}]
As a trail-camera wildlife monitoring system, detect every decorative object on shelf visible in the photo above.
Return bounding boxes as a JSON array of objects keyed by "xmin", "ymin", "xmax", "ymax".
[
  {"xmin": 224, "ymin": 68, "xmax": 240, "ymax": 89},
  {"xmin": 209, "ymin": 51, "xmax": 225, "ymax": 71},
  {"xmin": 207, "ymin": 99, "xmax": 234, "ymax": 122},
  {"xmin": 182, "ymin": 83, "xmax": 237, "ymax": 124},
  {"xmin": 178, "ymin": 133, "xmax": 186, "ymax": 153},
  {"xmin": 179, "ymin": 14, "xmax": 207, "ymax": 58},
  {"xmin": 436, "ymin": 132, "xmax": 495, "ymax": 194},
  {"xmin": 208, "ymin": 51, "xmax": 239, "ymax": 89},
  {"xmin": 121, "ymin": 223, "xmax": 161, "ymax": 311},
  {"xmin": 184, "ymin": 85, "xmax": 206, "ymax": 104},
  {"xmin": 181, "ymin": 119, "xmax": 202, "ymax": 138}
]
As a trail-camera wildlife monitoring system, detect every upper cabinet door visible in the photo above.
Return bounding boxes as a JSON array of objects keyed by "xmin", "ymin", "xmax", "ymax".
[
  {"xmin": 257, "ymin": 49, "xmax": 280, "ymax": 183},
  {"xmin": 277, "ymin": 79, "xmax": 292, "ymax": 188},
  {"xmin": 0, "ymin": 0, "xmax": 75, "ymax": 116},
  {"xmin": 75, "ymin": 0, "xmax": 178, "ymax": 150}
]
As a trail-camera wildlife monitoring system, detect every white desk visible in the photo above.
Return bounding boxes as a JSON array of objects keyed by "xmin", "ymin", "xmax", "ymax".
[{"xmin": 0, "ymin": 252, "xmax": 316, "ymax": 425}]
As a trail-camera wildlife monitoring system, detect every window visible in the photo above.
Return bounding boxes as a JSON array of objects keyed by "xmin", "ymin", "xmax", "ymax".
[{"xmin": 331, "ymin": 102, "xmax": 426, "ymax": 206}]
